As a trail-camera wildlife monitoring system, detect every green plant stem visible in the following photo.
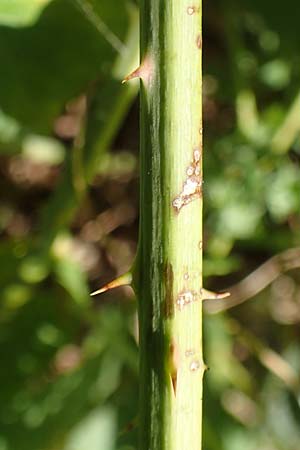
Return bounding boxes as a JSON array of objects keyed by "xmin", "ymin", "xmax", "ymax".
[{"xmin": 134, "ymin": 1, "xmax": 203, "ymax": 449}]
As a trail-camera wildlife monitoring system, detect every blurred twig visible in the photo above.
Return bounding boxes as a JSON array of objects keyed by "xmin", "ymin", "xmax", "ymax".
[
  {"xmin": 205, "ymin": 247, "xmax": 300, "ymax": 313},
  {"xmin": 75, "ymin": 0, "xmax": 126, "ymax": 54},
  {"xmin": 226, "ymin": 318, "xmax": 300, "ymax": 396},
  {"xmin": 271, "ymin": 90, "xmax": 300, "ymax": 154}
]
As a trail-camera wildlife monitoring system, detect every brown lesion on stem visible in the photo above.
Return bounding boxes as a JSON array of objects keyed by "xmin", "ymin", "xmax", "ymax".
[
  {"xmin": 196, "ymin": 34, "xmax": 202, "ymax": 49},
  {"xmin": 169, "ymin": 341, "xmax": 179, "ymax": 397},
  {"xmin": 172, "ymin": 148, "xmax": 203, "ymax": 213},
  {"xmin": 164, "ymin": 262, "xmax": 174, "ymax": 317},
  {"xmin": 170, "ymin": 373, "xmax": 177, "ymax": 398}
]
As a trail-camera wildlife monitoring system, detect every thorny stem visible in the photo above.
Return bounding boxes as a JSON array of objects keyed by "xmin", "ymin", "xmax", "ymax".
[{"xmin": 133, "ymin": 1, "xmax": 204, "ymax": 449}]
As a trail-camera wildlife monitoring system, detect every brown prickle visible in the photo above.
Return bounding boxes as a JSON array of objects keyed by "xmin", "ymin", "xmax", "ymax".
[
  {"xmin": 200, "ymin": 288, "xmax": 230, "ymax": 301},
  {"xmin": 90, "ymin": 271, "xmax": 132, "ymax": 296}
]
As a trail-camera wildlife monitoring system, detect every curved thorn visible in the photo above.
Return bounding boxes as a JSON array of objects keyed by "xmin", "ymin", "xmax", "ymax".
[
  {"xmin": 122, "ymin": 66, "xmax": 141, "ymax": 84},
  {"xmin": 90, "ymin": 271, "xmax": 133, "ymax": 297},
  {"xmin": 122, "ymin": 53, "xmax": 153, "ymax": 85}
]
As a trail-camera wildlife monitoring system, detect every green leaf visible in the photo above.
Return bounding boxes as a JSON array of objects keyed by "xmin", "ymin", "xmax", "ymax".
[
  {"xmin": 64, "ymin": 406, "xmax": 117, "ymax": 450},
  {"xmin": 54, "ymin": 257, "xmax": 90, "ymax": 306},
  {"xmin": 0, "ymin": 0, "xmax": 53, "ymax": 27},
  {"xmin": 0, "ymin": 0, "xmax": 130, "ymax": 132},
  {"xmin": 259, "ymin": 59, "xmax": 291, "ymax": 90},
  {"xmin": 218, "ymin": 203, "xmax": 263, "ymax": 239}
]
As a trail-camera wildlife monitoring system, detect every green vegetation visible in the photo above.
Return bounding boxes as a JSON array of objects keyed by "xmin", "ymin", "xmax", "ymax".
[{"xmin": 0, "ymin": 1, "xmax": 299, "ymax": 450}]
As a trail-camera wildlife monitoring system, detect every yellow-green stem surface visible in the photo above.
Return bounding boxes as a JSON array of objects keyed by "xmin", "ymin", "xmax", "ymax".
[{"xmin": 135, "ymin": 1, "xmax": 203, "ymax": 449}]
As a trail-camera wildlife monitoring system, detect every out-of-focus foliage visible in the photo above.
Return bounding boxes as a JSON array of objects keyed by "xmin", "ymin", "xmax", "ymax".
[
  {"xmin": 0, "ymin": 1, "xmax": 299, "ymax": 450},
  {"xmin": 0, "ymin": 0, "xmax": 53, "ymax": 27}
]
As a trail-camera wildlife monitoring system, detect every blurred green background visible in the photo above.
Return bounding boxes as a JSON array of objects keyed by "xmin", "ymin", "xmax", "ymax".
[{"xmin": 0, "ymin": 1, "xmax": 299, "ymax": 449}]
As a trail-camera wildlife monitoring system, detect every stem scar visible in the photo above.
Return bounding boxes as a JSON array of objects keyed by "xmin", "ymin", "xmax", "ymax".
[
  {"xmin": 176, "ymin": 290, "xmax": 198, "ymax": 309},
  {"xmin": 190, "ymin": 360, "xmax": 208, "ymax": 373},
  {"xmin": 172, "ymin": 148, "xmax": 202, "ymax": 213},
  {"xmin": 176, "ymin": 288, "xmax": 230, "ymax": 310},
  {"xmin": 190, "ymin": 360, "xmax": 201, "ymax": 371},
  {"xmin": 187, "ymin": 5, "xmax": 200, "ymax": 15}
]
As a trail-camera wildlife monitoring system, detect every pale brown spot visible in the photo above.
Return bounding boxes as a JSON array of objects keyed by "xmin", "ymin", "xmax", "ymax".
[
  {"xmin": 190, "ymin": 360, "xmax": 208, "ymax": 373},
  {"xmin": 187, "ymin": 5, "xmax": 199, "ymax": 15},
  {"xmin": 186, "ymin": 166, "xmax": 194, "ymax": 176},
  {"xmin": 185, "ymin": 349, "xmax": 195, "ymax": 357},
  {"xmin": 190, "ymin": 360, "xmax": 201, "ymax": 372},
  {"xmin": 176, "ymin": 290, "xmax": 198, "ymax": 310},
  {"xmin": 193, "ymin": 148, "xmax": 201, "ymax": 162},
  {"xmin": 196, "ymin": 34, "xmax": 202, "ymax": 49}
]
